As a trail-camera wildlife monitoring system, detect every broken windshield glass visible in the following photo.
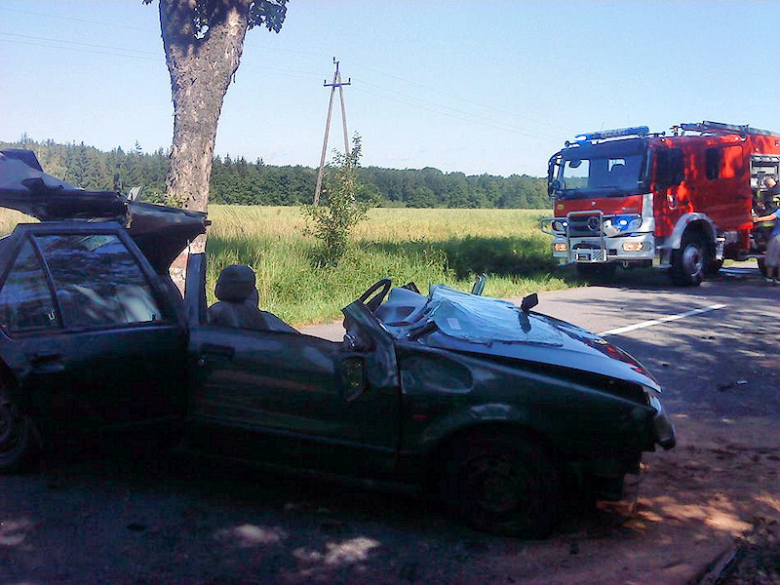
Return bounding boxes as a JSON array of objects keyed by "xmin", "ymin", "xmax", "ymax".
[{"xmin": 426, "ymin": 285, "xmax": 564, "ymax": 346}]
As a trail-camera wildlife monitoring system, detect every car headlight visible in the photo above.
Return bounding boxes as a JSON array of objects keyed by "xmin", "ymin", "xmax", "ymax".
[{"xmin": 639, "ymin": 381, "xmax": 663, "ymax": 410}]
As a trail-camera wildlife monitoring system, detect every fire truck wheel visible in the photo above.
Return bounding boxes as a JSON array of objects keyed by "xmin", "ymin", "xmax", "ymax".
[
  {"xmin": 706, "ymin": 259, "xmax": 724, "ymax": 277},
  {"xmin": 671, "ymin": 232, "xmax": 708, "ymax": 286}
]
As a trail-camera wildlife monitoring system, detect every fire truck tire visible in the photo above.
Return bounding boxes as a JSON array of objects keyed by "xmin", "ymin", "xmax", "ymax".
[
  {"xmin": 670, "ymin": 232, "xmax": 708, "ymax": 286},
  {"xmin": 576, "ymin": 263, "xmax": 617, "ymax": 280},
  {"xmin": 706, "ymin": 259, "xmax": 724, "ymax": 277}
]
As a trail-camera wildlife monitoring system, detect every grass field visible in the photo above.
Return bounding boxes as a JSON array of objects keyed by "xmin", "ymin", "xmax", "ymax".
[
  {"xmin": 0, "ymin": 205, "xmax": 570, "ymax": 326},
  {"xmin": 207, "ymin": 206, "xmax": 568, "ymax": 325}
]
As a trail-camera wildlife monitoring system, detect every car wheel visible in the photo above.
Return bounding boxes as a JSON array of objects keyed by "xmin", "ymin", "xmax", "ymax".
[
  {"xmin": 441, "ymin": 435, "xmax": 561, "ymax": 537},
  {"xmin": 0, "ymin": 385, "xmax": 33, "ymax": 474},
  {"xmin": 670, "ymin": 231, "xmax": 708, "ymax": 286}
]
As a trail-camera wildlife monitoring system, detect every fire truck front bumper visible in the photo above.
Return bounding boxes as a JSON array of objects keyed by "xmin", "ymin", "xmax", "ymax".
[{"xmin": 551, "ymin": 233, "xmax": 656, "ymax": 265}]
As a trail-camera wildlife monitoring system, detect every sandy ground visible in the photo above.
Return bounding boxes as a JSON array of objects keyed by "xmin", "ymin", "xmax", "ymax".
[{"xmin": 496, "ymin": 415, "xmax": 780, "ymax": 585}]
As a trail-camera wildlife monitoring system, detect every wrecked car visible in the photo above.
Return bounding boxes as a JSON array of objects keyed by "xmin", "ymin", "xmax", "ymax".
[{"xmin": 0, "ymin": 149, "xmax": 675, "ymax": 536}]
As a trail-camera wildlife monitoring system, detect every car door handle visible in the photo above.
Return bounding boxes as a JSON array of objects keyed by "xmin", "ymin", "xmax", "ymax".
[
  {"xmin": 29, "ymin": 350, "xmax": 62, "ymax": 364},
  {"xmin": 200, "ymin": 344, "xmax": 235, "ymax": 361},
  {"xmin": 28, "ymin": 350, "xmax": 65, "ymax": 372}
]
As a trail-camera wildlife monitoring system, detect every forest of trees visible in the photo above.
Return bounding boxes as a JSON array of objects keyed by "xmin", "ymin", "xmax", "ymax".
[{"xmin": 1, "ymin": 137, "xmax": 551, "ymax": 209}]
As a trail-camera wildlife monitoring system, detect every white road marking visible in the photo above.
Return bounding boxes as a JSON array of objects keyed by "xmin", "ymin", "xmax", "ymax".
[{"xmin": 599, "ymin": 303, "xmax": 727, "ymax": 336}]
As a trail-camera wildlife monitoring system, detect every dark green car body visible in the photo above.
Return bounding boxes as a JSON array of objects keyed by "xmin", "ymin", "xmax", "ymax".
[{"xmin": 0, "ymin": 149, "xmax": 675, "ymax": 535}]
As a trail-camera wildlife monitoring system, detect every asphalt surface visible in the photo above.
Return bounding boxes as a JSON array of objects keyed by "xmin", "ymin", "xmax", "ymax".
[{"xmin": 2, "ymin": 264, "xmax": 778, "ymax": 585}]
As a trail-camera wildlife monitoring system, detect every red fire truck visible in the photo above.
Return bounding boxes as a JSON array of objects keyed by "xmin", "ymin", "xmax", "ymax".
[{"xmin": 540, "ymin": 121, "xmax": 780, "ymax": 285}]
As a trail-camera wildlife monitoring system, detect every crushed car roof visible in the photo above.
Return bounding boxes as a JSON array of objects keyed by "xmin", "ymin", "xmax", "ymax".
[{"xmin": 0, "ymin": 149, "xmax": 208, "ymax": 272}]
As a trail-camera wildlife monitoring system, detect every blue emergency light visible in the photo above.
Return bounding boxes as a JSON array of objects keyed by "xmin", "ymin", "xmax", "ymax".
[{"xmin": 574, "ymin": 126, "xmax": 649, "ymax": 142}]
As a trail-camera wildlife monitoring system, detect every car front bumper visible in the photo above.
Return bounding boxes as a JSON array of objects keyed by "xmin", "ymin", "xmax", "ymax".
[{"xmin": 650, "ymin": 395, "xmax": 676, "ymax": 450}]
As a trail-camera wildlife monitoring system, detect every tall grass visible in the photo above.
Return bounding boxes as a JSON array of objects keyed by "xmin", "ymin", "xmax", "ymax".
[
  {"xmin": 0, "ymin": 205, "xmax": 568, "ymax": 326},
  {"xmin": 207, "ymin": 206, "xmax": 567, "ymax": 326},
  {"xmin": 0, "ymin": 209, "xmax": 33, "ymax": 234}
]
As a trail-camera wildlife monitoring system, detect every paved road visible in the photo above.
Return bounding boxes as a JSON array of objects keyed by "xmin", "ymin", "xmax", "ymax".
[
  {"xmin": 305, "ymin": 265, "xmax": 779, "ymax": 422},
  {"xmin": 2, "ymin": 266, "xmax": 778, "ymax": 585}
]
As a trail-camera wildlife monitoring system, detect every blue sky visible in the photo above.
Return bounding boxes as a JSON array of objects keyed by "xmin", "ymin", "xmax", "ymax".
[{"xmin": 1, "ymin": 0, "xmax": 779, "ymax": 177}]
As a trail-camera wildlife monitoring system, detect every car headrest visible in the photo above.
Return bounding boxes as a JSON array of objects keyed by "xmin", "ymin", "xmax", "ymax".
[{"xmin": 215, "ymin": 265, "xmax": 257, "ymax": 303}]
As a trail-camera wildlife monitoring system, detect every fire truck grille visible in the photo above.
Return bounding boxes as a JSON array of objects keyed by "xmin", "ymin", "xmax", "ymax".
[{"xmin": 567, "ymin": 214, "xmax": 603, "ymax": 237}]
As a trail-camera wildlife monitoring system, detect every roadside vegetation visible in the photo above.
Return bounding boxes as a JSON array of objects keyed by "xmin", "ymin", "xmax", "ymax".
[
  {"xmin": 0, "ymin": 139, "xmax": 569, "ymax": 327},
  {"xmin": 207, "ymin": 205, "xmax": 567, "ymax": 326},
  {"xmin": 0, "ymin": 209, "xmax": 30, "ymax": 235},
  {"xmin": 303, "ymin": 135, "xmax": 368, "ymax": 267},
  {"xmin": 0, "ymin": 205, "xmax": 567, "ymax": 326}
]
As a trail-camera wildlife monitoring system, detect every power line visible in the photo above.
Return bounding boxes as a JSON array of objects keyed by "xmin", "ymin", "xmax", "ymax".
[
  {"xmin": 343, "ymin": 58, "xmax": 571, "ymax": 133},
  {"xmin": 354, "ymin": 79, "xmax": 560, "ymax": 140},
  {"xmin": 1, "ymin": 3, "xmax": 566, "ymax": 138},
  {"xmin": 0, "ymin": 31, "xmax": 159, "ymax": 58},
  {"xmin": 0, "ymin": 5, "xmax": 153, "ymax": 33},
  {"xmin": 0, "ymin": 26, "xmax": 566, "ymax": 153}
]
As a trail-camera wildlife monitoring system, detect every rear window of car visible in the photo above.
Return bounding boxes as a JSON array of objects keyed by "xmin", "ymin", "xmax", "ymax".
[{"xmin": 35, "ymin": 234, "xmax": 164, "ymax": 329}]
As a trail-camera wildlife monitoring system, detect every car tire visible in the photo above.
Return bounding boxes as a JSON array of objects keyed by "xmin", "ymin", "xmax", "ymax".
[
  {"xmin": 670, "ymin": 231, "xmax": 708, "ymax": 286},
  {"xmin": 0, "ymin": 384, "xmax": 33, "ymax": 474},
  {"xmin": 440, "ymin": 435, "xmax": 561, "ymax": 537}
]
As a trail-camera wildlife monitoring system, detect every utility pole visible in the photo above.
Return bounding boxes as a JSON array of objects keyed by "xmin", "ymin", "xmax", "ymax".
[{"xmin": 314, "ymin": 57, "xmax": 351, "ymax": 206}]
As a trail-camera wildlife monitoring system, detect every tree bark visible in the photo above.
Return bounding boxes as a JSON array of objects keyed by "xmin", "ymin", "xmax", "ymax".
[{"xmin": 159, "ymin": 0, "xmax": 250, "ymax": 256}]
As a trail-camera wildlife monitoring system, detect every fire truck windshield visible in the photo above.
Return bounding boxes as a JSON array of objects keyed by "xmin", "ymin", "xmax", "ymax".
[{"xmin": 554, "ymin": 139, "xmax": 649, "ymax": 199}]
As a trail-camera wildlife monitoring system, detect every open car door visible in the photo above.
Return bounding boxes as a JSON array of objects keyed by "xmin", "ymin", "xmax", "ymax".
[{"xmin": 183, "ymin": 254, "xmax": 402, "ymax": 480}]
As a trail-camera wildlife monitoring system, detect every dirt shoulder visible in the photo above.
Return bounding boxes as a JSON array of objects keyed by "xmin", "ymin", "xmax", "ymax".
[{"xmin": 485, "ymin": 415, "xmax": 780, "ymax": 585}]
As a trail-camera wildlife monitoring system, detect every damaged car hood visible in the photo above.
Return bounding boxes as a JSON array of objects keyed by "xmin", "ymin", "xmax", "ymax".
[
  {"xmin": 0, "ymin": 149, "xmax": 208, "ymax": 272},
  {"xmin": 382, "ymin": 285, "xmax": 660, "ymax": 391}
]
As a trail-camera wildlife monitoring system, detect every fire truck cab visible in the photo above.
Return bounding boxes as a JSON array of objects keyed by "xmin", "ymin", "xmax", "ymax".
[{"xmin": 541, "ymin": 121, "xmax": 780, "ymax": 285}]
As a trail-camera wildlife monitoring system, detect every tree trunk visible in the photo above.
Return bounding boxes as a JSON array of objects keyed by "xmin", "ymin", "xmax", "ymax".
[{"xmin": 159, "ymin": 0, "xmax": 250, "ymax": 281}]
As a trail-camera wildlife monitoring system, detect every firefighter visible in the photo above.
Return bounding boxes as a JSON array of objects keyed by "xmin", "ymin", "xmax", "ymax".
[
  {"xmin": 764, "ymin": 176, "xmax": 780, "ymax": 196},
  {"xmin": 753, "ymin": 200, "xmax": 780, "ymax": 283},
  {"xmin": 755, "ymin": 177, "xmax": 779, "ymax": 215}
]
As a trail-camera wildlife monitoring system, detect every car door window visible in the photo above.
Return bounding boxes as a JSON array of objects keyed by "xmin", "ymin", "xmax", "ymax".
[
  {"xmin": 35, "ymin": 234, "xmax": 163, "ymax": 329},
  {"xmin": 0, "ymin": 239, "xmax": 60, "ymax": 333}
]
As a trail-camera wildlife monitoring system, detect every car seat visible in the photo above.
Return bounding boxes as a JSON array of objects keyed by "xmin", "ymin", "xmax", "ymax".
[{"xmin": 208, "ymin": 265, "xmax": 298, "ymax": 334}]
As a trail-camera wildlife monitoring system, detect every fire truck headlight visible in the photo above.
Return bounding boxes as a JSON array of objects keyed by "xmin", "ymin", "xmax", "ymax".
[
  {"xmin": 551, "ymin": 219, "xmax": 568, "ymax": 232},
  {"xmin": 608, "ymin": 214, "xmax": 642, "ymax": 233},
  {"xmin": 622, "ymin": 242, "xmax": 645, "ymax": 252},
  {"xmin": 553, "ymin": 243, "xmax": 568, "ymax": 252}
]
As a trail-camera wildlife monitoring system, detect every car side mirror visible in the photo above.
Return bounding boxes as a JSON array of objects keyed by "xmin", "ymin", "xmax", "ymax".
[
  {"xmin": 520, "ymin": 293, "xmax": 538, "ymax": 313},
  {"xmin": 341, "ymin": 356, "xmax": 367, "ymax": 402}
]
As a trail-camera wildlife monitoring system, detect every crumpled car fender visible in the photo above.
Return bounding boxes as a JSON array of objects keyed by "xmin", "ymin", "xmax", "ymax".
[{"xmin": 416, "ymin": 402, "xmax": 542, "ymax": 457}]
